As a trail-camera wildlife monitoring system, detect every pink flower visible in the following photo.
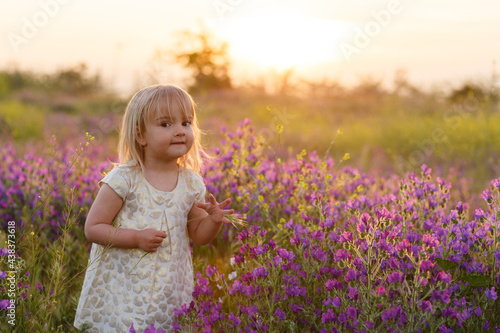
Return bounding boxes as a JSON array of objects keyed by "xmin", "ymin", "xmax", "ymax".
[{"xmin": 375, "ymin": 286, "xmax": 386, "ymax": 296}]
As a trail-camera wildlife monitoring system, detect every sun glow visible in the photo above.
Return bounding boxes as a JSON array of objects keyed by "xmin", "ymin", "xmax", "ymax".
[{"xmin": 213, "ymin": 15, "xmax": 352, "ymax": 70}]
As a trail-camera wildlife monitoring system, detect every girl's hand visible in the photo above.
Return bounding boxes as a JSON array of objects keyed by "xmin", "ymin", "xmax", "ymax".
[
  {"xmin": 194, "ymin": 194, "xmax": 234, "ymax": 225},
  {"xmin": 135, "ymin": 228, "xmax": 167, "ymax": 252}
]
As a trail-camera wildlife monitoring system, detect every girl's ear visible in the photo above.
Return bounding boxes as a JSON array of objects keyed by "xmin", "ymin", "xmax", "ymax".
[{"xmin": 136, "ymin": 128, "xmax": 147, "ymax": 147}]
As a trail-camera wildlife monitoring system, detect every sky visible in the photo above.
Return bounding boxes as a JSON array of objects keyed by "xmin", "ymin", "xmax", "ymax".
[{"xmin": 1, "ymin": 0, "xmax": 499, "ymax": 95}]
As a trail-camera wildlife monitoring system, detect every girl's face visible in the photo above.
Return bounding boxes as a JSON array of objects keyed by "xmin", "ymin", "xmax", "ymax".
[{"xmin": 137, "ymin": 105, "xmax": 194, "ymax": 166}]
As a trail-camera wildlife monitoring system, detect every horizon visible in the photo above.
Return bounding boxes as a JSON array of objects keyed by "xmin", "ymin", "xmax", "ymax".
[{"xmin": 1, "ymin": 0, "xmax": 499, "ymax": 95}]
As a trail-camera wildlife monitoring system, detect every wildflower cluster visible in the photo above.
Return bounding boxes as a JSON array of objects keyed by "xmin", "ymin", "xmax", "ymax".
[
  {"xmin": 1, "ymin": 120, "xmax": 499, "ymax": 332},
  {"xmin": 174, "ymin": 120, "xmax": 500, "ymax": 332},
  {"xmin": 0, "ymin": 135, "xmax": 104, "ymax": 330}
]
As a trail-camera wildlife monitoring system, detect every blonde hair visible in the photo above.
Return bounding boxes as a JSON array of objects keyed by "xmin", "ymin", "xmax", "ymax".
[{"xmin": 118, "ymin": 84, "xmax": 205, "ymax": 174}]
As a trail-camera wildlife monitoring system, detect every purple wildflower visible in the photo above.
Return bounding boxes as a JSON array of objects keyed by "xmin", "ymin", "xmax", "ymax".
[
  {"xmin": 206, "ymin": 265, "xmax": 215, "ymax": 277},
  {"xmin": 386, "ymin": 271, "xmax": 403, "ymax": 284},
  {"xmin": 345, "ymin": 268, "xmax": 356, "ymax": 282},
  {"xmin": 347, "ymin": 287, "xmax": 359, "ymax": 300},
  {"xmin": 486, "ymin": 287, "xmax": 498, "ymax": 300},
  {"xmin": 228, "ymin": 312, "xmax": 241, "ymax": 326},
  {"xmin": 436, "ymin": 271, "xmax": 451, "ymax": 284},
  {"xmin": 420, "ymin": 260, "xmax": 434, "ymax": 271},
  {"xmin": 274, "ymin": 308, "xmax": 286, "ymax": 321},
  {"xmin": 0, "ymin": 300, "xmax": 12, "ymax": 310},
  {"xmin": 277, "ymin": 248, "xmax": 296, "ymax": 261},
  {"xmin": 143, "ymin": 323, "xmax": 164, "ymax": 333},
  {"xmin": 321, "ymin": 309, "xmax": 336, "ymax": 324},
  {"xmin": 252, "ymin": 267, "xmax": 268, "ymax": 279},
  {"xmin": 420, "ymin": 301, "xmax": 432, "ymax": 312},
  {"xmin": 474, "ymin": 307, "xmax": 482, "ymax": 316},
  {"xmin": 347, "ymin": 306, "xmax": 356, "ymax": 318},
  {"xmin": 495, "ymin": 251, "xmax": 500, "ymax": 263}
]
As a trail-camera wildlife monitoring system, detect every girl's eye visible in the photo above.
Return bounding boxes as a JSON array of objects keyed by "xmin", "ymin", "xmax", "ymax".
[
  {"xmin": 161, "ymin": 122, "xmax": 171, "ymax": 127},
  {"xmin": 183, "ymin": 121, "xmax": 192, "ymax": 127}
]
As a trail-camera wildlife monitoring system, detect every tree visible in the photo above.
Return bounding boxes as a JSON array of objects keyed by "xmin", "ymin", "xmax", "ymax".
[
  {"xmin": 448, "ymin": 83, "xmax": 486, "ymax": 104},
  {"xmin": 173, "ymin": 24, "xmax": 232, "ymax": 94}
]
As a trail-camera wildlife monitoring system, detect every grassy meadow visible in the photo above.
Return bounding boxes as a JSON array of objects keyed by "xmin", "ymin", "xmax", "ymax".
[{"xmin": 0, "ymin": 67, "xmax": 500, "ymax": 332}]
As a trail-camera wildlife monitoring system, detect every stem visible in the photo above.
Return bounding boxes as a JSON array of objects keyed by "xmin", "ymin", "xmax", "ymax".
[
  {"xmin": 492, "ymin": 198, "xmax": 499, "ymax": 324},
  {"xmin": 28, "ymin": 143, "xmax": 87, "ymax": 225},
  {"xmin": 366, "ymin": 239, "xmax": 372, "ymax": 315}
]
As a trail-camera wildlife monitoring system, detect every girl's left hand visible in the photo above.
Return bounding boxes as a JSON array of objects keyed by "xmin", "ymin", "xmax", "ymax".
[{"xmin": 194, "ymin": 193, "xmax": 234, "ymax": 224}]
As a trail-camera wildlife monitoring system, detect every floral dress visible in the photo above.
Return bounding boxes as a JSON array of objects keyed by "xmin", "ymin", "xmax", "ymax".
[{"xmin": 74, "ymin": 161, "xmax": 205, "ymax": 332}]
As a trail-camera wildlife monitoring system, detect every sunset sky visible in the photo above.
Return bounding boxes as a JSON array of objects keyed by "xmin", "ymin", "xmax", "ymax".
[{"xmin": 1, "ymin": 0, "xmax": 499, "ymax": 94}]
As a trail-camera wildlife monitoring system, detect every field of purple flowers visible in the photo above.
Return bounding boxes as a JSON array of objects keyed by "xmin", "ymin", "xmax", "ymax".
[{"xmin": 1, "ymin": 120, "xmax": 500, "ymax": 332}]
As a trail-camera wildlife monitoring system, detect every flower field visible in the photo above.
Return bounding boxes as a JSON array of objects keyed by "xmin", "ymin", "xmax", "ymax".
[{"xmin": 1, "ymin": 120, "xmax": 500, "ymax": 332}]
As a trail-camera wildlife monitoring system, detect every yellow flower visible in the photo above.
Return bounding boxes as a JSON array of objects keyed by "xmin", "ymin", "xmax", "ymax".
[
  {"xmin": 30, "ymin": 231, "xmax": 34, "ymax": 236},
  {"xmin": 85, "ymin": 132, "xmax": 95, "ymax": 141},
  {"xmin": 357, "ymin": 185, "xmax": 364, "ymax": 192},
  {"xmin": 342, "ymin": 153, "xmax": 350, "ymax": 161},
  {"xmin": 258, "ymin": 195, "xmax": 264, "ymax": 203},
  {"xmin": 276, "ymin": 125, "xmax": 283, "ymax": 135},
  {"xmin": 337, "ymin": 128, "xmax": 343, "ymax": 135}
]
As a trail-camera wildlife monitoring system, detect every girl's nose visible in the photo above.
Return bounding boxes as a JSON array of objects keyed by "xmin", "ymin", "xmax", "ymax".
[{"xmin": 174, "ymin": 124, "xmax": 185, "ymax": 136}]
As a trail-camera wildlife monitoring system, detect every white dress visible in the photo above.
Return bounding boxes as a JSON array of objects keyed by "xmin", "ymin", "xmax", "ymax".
[{"xmin": 74, "ymin": 161, "xmax": 205, "ymax": 333}]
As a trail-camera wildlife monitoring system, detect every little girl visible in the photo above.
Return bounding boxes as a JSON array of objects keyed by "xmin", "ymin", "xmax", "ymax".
[{"xmin": 74, "ymin": 84, "xmax": 233, "ymax": 332}]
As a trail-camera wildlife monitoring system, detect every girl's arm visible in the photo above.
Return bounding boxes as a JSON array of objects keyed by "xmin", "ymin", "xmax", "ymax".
[
  {"xmin": 187, "ymin": 194, "xmax": 234, "ymax": 246},
  {"xmin": 85, "ymin": 184, "xmax": 167, "ymax": 252}
]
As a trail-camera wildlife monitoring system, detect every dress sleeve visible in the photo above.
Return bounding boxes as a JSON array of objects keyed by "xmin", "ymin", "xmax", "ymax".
[
  {"xmin": 191, "ymin": 172, "xmax": 207, "ymax": 203},
  {"xmin": 99, "ymin": 166, "xmax": 131, "ymax": 199}
]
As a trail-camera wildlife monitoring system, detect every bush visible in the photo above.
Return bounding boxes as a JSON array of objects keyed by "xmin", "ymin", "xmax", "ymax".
[{"xmin": 0, "ymin": 101, "xmax": 45, "ymax": 141}]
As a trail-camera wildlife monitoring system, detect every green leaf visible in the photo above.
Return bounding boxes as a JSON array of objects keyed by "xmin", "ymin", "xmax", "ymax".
[
  {"xmin": 461, "ymin": 274, "xmax": 491, "ymax": 287},
  {"xmin": 435, "ymin": 258, "xmax": 459, "ymax": 271}
]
